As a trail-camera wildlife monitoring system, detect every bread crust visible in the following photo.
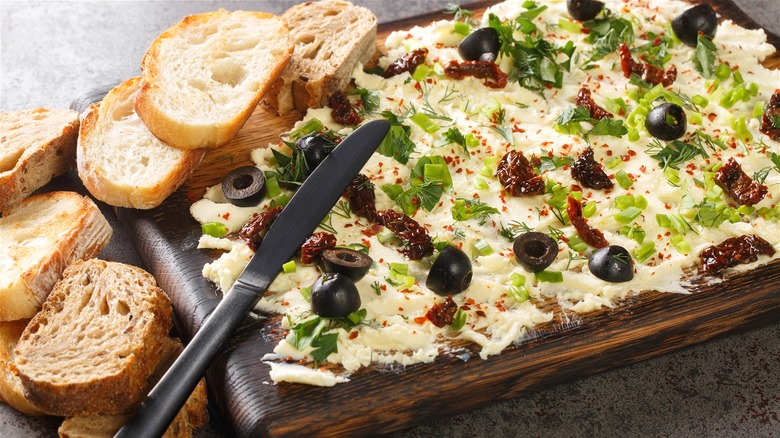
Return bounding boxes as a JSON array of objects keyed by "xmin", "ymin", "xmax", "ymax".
[
  {"xmin": 14, "ymin": 260, "xmax": 172, "ymax": 416},
  {"xmin": 0, "ymin": 320, "xmax": 45, "ymax": 416},
  {"xmin": 78, "ymin": 78, "xmax": 206, "ymax": 209},
  {"xmin": 0, "ymin": 191, "xmax": 112, "ymax": 321},
  {"xmin": 135, "ymin": 10, "xmax": 293, "ymax": 149},
  {"xmin": 0, "ymin": 108, "xmax": 79, "ymax": 214}
]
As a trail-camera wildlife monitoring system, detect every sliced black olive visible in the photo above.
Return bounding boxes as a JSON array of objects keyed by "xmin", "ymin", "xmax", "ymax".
[
  {"xmin": 672, "ymin": 4, "xmax": 718, "ymax": 47},
  {"xmin": 588, "ymin": 245, "xmax": 634, "ymax": 282},
  {"xmin": 296, "ymin": 133, "xmax": 334, "ymax": 172},
  {"xmin": 513, "ymin": 232, "xmax": 558, "ymax": 273},
  {"xmin": 320, "ymin": 248, "xmax": 373, "ymax": 282},
  {"xmin": 310, "ymin": 273, "xmax": 361, "ymax": 318},
  {"xmin": 645, "ymin": 103, "xmax": 687, "ymax": 141},
  {"xmin": 426, "ymin": 245, "xmax": 472, "ymax": 296},
  {"xmin": 222, "ymin": 166, "xmax": 266, "ymax": 207},
  {"xmin": 458, "ymin": 27, "xmax": 500, "ymax": 62},
  {"xmin": 566, "ymin": 0, "xmax": 604, "ymax": 22}
]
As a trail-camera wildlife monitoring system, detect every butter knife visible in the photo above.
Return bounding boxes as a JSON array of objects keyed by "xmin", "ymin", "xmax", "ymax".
[{"xmin": 115, "ymin": 119, "xmax": 390, "ymax": 437}]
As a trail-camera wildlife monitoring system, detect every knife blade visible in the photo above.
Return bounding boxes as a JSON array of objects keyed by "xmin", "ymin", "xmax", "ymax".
[{"xmin": 115, "ymin": 119, "xmax": 390, "ymax": 438}]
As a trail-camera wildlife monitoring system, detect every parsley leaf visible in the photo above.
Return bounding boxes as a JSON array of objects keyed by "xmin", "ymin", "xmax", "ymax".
[
  {"xmin": 451, "ymin": 198, "xmax": 500, "ymax": 225},
  {"xmin": 634, "ymin": 32, "xmax": 673, "ymax": 68},
  {"xmin": 310, "ymin": 333, "xmax": 339, "ymax": 362},
  {"xmin": 555, "ymin": 106, "xmax": 627, "ymax": 138},
  {"xmin": 285, "ymin": 315, "xmax": 327, "ymax": 351},
  {"xmin": 693, "ymin": 34, "xmax": 718, "ymax": 78},
  {"xmin": 378, "ymin": 111, "xmax": 415, "ymax": 164},
  {"xmin": 439, "ymin": 127, "xmax": 470, "ymax": 157},
  {"xmin": 646, "ymin": 138, "xmax": 709, "ymax": 170},
  {"xmin": 445, "ymin": 3, "xmax": 474, "ymax": 24},
  {"xmin": 535, "ymin": 153, "xmax": 574, "ymax": 173},
  {"xmin": 583, "ymin": 9, "xmax": 634, "ymax": 65}
]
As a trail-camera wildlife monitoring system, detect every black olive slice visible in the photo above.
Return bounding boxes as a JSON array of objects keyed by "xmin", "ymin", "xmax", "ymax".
[
  {"xmin": 458, "ymin": 27, "xmax": 501, "ymax": 62},
  {"xmin": 588, "ymin": 245, "xmax": 634, "ymax": 282},
  {"xmin": 566, "ymin": 0, "xmax": 604, "ymax": 22},
  {"xmin": 321, "ymin": 248, "xmax": 374, "ymax": 282},
  {"xmin": 310, "ymin": 273, "xmax": 362, "ymax": 318},
  {"xmin": 426, "ymin": 245, "xmax": 472, "ymax": 296},
  {"xmin": 222, "ymin": 166, "xmax": 266, "ymax": 207},
  {"xmin": 513, "ymin": 232, "xmax": 558, "ymax": 272},
  {"xmin": 672, "ymin": 4, "xmax": 718, "ymax": 47},
  {"xmin": 296, "ymin": 133, "xmax": 334, "ymax": 172},
  {"xmin": 645, "ymin": 103, "xmax": 687, "ymax": 141}
]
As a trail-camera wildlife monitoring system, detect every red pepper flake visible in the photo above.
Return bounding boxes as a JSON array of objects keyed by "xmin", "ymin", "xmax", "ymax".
[{"xmin": 349, "ymin": 331, "xmax": 359, "ymax": 340}]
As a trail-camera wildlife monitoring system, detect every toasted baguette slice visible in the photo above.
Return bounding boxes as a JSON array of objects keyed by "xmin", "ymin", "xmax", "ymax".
[
  {"xmin": 0, "ymin": 191, "xmax": 112, "ymax": 321},
  {"xmin": 262, "ymin": 0, "xmax": 377, "ymax": 115},
  {"xmin": 135, "ymin": 10, "xmax": 293, "ymax": 149},
  {"xmin": 58, "ymin": 337, "xmax": 207, "ymax": 438},
  {"xmin": 78, "ymin": 77, "xmax": 206, "ymax": 209},
  {"xmin": 0, "ymin": 108, "xmax": 79, "ymax": 213},
  {"xmin": 14, "ymin": 259, "xmax": 173, "ymax": 416},
  {"xmin": 0, "ymin": 320, "xmax": 44, "ymax": 416}
]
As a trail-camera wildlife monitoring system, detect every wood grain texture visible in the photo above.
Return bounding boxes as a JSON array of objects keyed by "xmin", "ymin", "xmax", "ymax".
[{"xmin": 117, "ymin": 1, "xmax": 780, "ymax": 437}]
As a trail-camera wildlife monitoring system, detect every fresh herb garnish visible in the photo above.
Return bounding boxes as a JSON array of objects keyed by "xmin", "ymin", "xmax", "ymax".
[
  {"xmin": 318, "ymin": 213, "xmax": 338, "ymax": 234},
  {"xmin": 285, "ymin": 309, "xmax": 369, "ymax": 363},
  {"xmin": 445, "ymin": 3, "xmax": 475, "ymax": 24},
  {"xmin": 487, "ymin": 13, "xmax": 576, "ymax": 95},
  {"xmin": 371, "ymin": 281, "xmax": 382, "ymax": 295},
  {"xmin": 499, "ymin": 220, "xmax": 533, "ymax": 241},
  {"xmin": 634, "ymin": 32, "xmax": 673, "ymax": 68},
  {"xmin": 646, "ymin": 138, "xmax": 709, "ymax": 170},
  {"xmin": 533, "ymin": 151, "xmax": 574, "ymax": 172},
  {"xmin": 753, "ymin": 152, "xmax": 780, "ymax": 184},
  {"xmin": 349, "ymin": 88, "xmax": 381, "ymax": 116},
  {"xmin": 583, "ymin": 9, "xmax": 634, "ymax": 65},
  {"xmin": 439, "ymin": 127, "xmax": 470, "ymax": 158},
  {"xmin": 451, "ymin": 198, "xmax": 500, "ymax": 225},
  {"xmin": 693, "ymin": 34, "xmax": 718, "ymax": 78},
  {"xmin": 332, "ymin": 201, "xmax": 352, "ymax": 219},
  {"xmin": 555, "ymin": 106, "xmax": 627, "ymax": 139},
  {"xmin": 377, "ymin": 111, "xmax": 416, "ymax": 164}
]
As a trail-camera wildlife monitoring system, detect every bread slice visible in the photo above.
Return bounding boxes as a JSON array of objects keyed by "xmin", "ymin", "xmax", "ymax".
[
  {"xmin": 0, "ymin": 108, "xmax": 79, "ymax": 213},
  {"xmin": 135, "ymin": 10, "xmax": 293, "ymax": 149},
  {"xmin": 262, "ymin": 0, "xmax": 377, "ymax": 115},
  {"xmin": 0, "ymin": 320, "xmax": 45, "ymax": 416},
  {"xmin": 58, "ymin": 337, "xmax": 208, "ymax": 438},
  {"xmin": 13, "ymin": 259, "xmax": 173, "ymax": 416},
  {"xmin": 78, "ymin": 77, "xmax": 206, "ymax": 209},
  {"xmin": 0, "ymin": 191, "xmax": 112, "ymax": 321}
]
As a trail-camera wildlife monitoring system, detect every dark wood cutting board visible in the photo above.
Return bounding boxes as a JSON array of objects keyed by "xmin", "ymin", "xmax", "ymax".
[{"xmin": 117, "ymin": 1, "xmax": 780, "ymax": 436}]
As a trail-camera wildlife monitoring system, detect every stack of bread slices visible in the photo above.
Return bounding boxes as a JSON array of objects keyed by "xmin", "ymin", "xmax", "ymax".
[{"xmin": 1, "ymin": 1, "xmax": 378, "ymax": 435}]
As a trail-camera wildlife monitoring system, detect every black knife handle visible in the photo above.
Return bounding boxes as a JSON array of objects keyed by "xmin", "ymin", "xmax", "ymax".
[{"xmin": 115, "ymin": 280, "xmax": 261, "ymax": 438}]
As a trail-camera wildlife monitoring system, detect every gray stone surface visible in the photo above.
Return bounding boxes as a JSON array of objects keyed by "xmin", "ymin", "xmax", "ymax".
[{"xmin": 1, "ymin": 1, "xmax": 778, "ymax": 437}]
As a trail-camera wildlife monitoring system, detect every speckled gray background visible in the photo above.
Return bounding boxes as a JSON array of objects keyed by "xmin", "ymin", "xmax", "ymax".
[{"xmin": 1, "ymin": 1, "xmax": 779, "ymax": 437}]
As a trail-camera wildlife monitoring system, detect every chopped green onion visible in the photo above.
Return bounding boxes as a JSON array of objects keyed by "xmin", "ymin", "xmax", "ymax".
[
  {"xmin": 713, "ymin": 63, "xmax": 731, "ymax": 81},
  {"xmin": 473, "ymin": 239, "xmax": 494, "ymax": 256},
  {"xmin": 567, "ymin": 234, "xmax": 587, "ymax": 253},
  {"xmin": 627, "ymin": 127, "xmax": 640, "ymax": 142},
  {"xmin": 656, "ymin": 213, "xmax": 671, "ymax": 228},
  {"xmin": 569, "ymin": 190, "xmax": 583, "ymax": 202},
  {"xmin": 473, "ymin": 177, "xmax": 489, "ymax": 190},
  {"xmin": 269, "ymin": 194, "xmax": 290, "ymax": 208},
  {"xmin": 381, "ymin": 183, "xmax": 404, "ymax": 200},
  {"xmin": 664, "ymin": 167, "xmax": 681, "ymax": 186},
  {"xmin": 410, "ymin": 112, "xmax": 440, "ymax": 134},
  {"xmin": 634, "ymin": 241, "xmax": 656, "ymax": 263},
  {"xmin": 615, "ymin": 169, "xmax": 634, "ymax": 189},
  {"xmin": 424, "ymin": 163, "xmax": 448, "ymax": 185},
  {"xmin": 450, "ymin": 308, "xmax": 467, "ymax": 330},
  {"xmin": 479, "ymin": 156, "xmax": 498, "ymax": 178},
  {"xmin": 670, "ymin": 235, "xmax": 691, "ymax": 254},
  {"xmin": 692, "ymin": 94, "xmax": 709, "ymax": 107},
  {"xmin": 288, "ymin": 118, "xmax": 323, "ymax": 140},
  {"xmin": 606, "ymin": 157, "xmax": 623, "ymax": 169},
  {"xmin": 558, "ymin": 18, "xmax": 583, "ymax": 33},
  {"xmin": 732, "ymin": 69, "xmax": 744, "ymax": 84},
  {"xmin": 508, "ymin": 285, "xmax": 531, "ymax": 302},
  {"xmin": 753, "ymin": 101, "xmax": 765, "ymax": 119},
  {"xmin": 201, "ymin": 222, "xmax": 228, "ymax": 238},
  {"xmin": 412, "ymin": 63, "xmax": 433, "ymax": 82},
  {"xmin": 689, "ymin": 112, "xmax": 703, "ymax": 125},
  {"xmin": 265, "ymin": 175, "xmax": 281, "ymax": 198},
  {"xmin": 390, "ymin": 262, "xmax": 408, "ymax": 276},
  {"xmin": 510, "ymin": 272, "xmax": 526, "ymax": 287},
  {"xmin": 299, "ymin": 286, "xmax": 312, "ymax": 302},
  {"xmin": 377, "ymin": 227, "xmax": 399, "ymax": 245},
  {"xmin": 604, "ymin": 97, "xmax": 628, "ymax": 115},
  {"xmin": 731, "ymin": 115, "xmax": 753, "ymax": 143},
  {"xmin": 615, "ymin": 206, "xmax": 642, "ymax": 224},
  {"xmin": 465, "ymin": 133, "xmax": 480, "ymax": 150},
  {"xmin": 619, "ymin": 224, "xmax": 646, "ymax": 244},
  {"xmin": 453, "ymin": 21, "xmax": 471, "ymax": 36},
  {"xmin": 282, "ymin": 260, "xmax": 297, "ymax": 274},
  {"xmin": 736, "ymin": 205, "xmax": 755, "ymax": 216},
  {"xmin": 634, "ymin": 195, "xmax": 648, "ymax": 210},
  {"xmin": 615, "ymin": 194, "xmax": 636, "ymax": 210},
  {"xmin": 535, "ymin": 271, "xmax": 563, "ymax": 283},
  {"xmin": 582, "ymin": 201, "xmax": 597, "ymax": 218}
]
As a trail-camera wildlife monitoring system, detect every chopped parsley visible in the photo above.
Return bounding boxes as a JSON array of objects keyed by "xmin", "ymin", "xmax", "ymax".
[
  {"xmin": 285, "ymin": 310, "xmax": 368, "ymax": 363},
  {"xmin": 583, "ymin": 9, "xmax": 634, "ymax": 65},
  {"xmin": 555, "ymin": 106, "xmax": 628, "ymax": 139},
  {"xmin": 445, "ymin": 3, "xmax": 475, "ymax": 24},
  {"xmin": 377, "ymin": 111, "xmax": 416, "ymax": 164},
  {"xmin": 693, "ymin": 34, "xmax": 718, "ymax": 78},
  {"xmin": 349, "ymin": 88, "xmax": 381, "ymax": 116},
  {"xmin": 439, "ymin": 126, "xmax": 470, "ymax": 158},
  {"xmin": 634, "ymin": 32, "xmax": 673, "ymax": 68},
  {"xmin": 646, "ymin": 138, "xmax": 709, "ymax": 170},
  {"xmin": 451, "ymin": 198, "xmax": 500, "ymax": 225},
  {"xmin": 487, "ymin": 12, "xmax": 576, "ymax": 95}
]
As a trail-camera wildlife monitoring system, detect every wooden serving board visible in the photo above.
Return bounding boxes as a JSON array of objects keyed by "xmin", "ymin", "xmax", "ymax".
[{"xmin": 117, "ymin": 2, "xmax": 780, "ymax": 437}]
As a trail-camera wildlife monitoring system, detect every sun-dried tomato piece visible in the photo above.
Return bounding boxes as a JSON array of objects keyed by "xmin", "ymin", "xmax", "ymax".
[
  {"xmin": 495, "ymin": 150, "xmax": 546, "ymax": 196},
  {"xmin": 714, "ymin": 158, "xmax": 768, "ymax": 206},
  {"xmin": 300, "ymin": 232, "xmax": 337, "ymax": 265},
  {"xmin": 383, "ymin": 48, "xmax": 429, "ymax": 78},
  {"xmin": 700, "ymin": 234, "xmax": 775, "ymax": 275},
  {"xmin": 760, "ymin": 89, "xmax": 780, "ymax": 141},
  {"xmin": 377, "ymin": 209, "xmax": 434, "ymax": 260},
  {"xmin": 567, "ymin": 196, "xmax": 608, "ymax": 248},
  {"xmin": 618, "ymin": 43, "xmax": 676, "ymax": 87},
  {"xmin": 329, "ymin": 92, "xmax": 362, "ymax": 126},
  {"xmin": 571, "ymin": 147, "xmax": 613, "ymax": 190},
  {"xmin": 343, "ymin": 173, "xmax": 378, "ymax": 222},
  {"xmin": 443, "ymin": 60, "xmax": 508, "ymax": 89},
  {"xmin": 239, "ymin": 206, "xmax": 283, "ymax": 251},
  {"xmin": 576, "ymin": 87, "xmax": 612, "ymax": 120},
  {"xmin": 425, "ymin": 296, "xmax": 458, "ymax": 328}
]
